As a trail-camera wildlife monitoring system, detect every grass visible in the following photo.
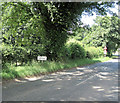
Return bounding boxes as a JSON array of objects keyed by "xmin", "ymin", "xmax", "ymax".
[
  {"xmin": 111, "ymin": 55, "xmax": 119, "ymax": 59},
  {"xmin": 1, "ymin": 56, "xmax": 112, "ymax": 80}
]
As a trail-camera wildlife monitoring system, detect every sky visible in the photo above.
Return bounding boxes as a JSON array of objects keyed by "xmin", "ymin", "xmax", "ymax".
[{"xmin": 81, "ymin": 3, "xmax": 118, "ymax": 27}]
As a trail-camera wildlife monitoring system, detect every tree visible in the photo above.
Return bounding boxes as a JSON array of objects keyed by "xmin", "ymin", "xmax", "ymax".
[
  {"xmin": 82, "ymin": 15, "xmax": 120, "ymax": 56},
  {"xmin": 2, "ymin": 2, "xmax": 116, "ymax": 61}
]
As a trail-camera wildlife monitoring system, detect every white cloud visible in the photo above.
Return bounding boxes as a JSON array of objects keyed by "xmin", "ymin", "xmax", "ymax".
[{"xmin": 81, "ymin": 12, "xmax": 97, "ymax": 26}]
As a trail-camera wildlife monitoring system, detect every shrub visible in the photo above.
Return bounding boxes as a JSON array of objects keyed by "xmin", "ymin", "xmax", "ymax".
[
  {"xmin": 28, "ymin": 44, "xmax": 45, "ymax": 61},
  {"xmin": 2, "ymin": 44, "xmax": 14, "ymax": 66},
  {"xmin": 97, "ymin": 47, "xmax": 104, "ymax": 57},
  {"xmin": 85, "ymin": 46, "xmax": 104, "ymax": 58},
  {"xmin": 2, "ymin": 45, "xmax": 28, "ymax": 66},
  {"xmin": 56, "ymin": 46, "xmax": 69, "ymax": 61},
  {"xmin": 66, "ymin": 40, "xmax": 85, "ymax": 59},
  {"xmin": 2, "ymin": 43, "xmax": 45, "ymax": 66}
]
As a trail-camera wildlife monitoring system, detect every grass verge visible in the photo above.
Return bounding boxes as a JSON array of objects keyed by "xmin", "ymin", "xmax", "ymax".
[{"xmin": 1, "ymin": 57, "xmax": 111, "ymax": 80}]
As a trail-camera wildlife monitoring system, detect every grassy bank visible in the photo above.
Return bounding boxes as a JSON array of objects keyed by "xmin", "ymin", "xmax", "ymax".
[{"xmin": 1, "ymin": 57, "xmax": 111, "ymax": 80}]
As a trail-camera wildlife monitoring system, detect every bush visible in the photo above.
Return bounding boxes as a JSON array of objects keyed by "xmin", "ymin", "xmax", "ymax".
[
  {"xmin": 28, "ymin": 44, "xmax": 45, "ymax": 61},
  {"xmin": 2, "ymin": 45, "xmax": 28, "ymax": 66},
  {"xmin": 85, "ymin": 46, "xmax": 104, "ymax": 58},
  {"xmin": 56, "ymin": 46, "xmax": 69, "ymax": 61},
  {"xmin": 2, "ymin": 44, "xmax": 14, "ymax": 66},
  {"xmin": 2, "ymin": 43, "xmax": 45, "ymax": 66},
  {"xmin": 66, "ymin": 41, "xmax": 85, "ymax": 59}
]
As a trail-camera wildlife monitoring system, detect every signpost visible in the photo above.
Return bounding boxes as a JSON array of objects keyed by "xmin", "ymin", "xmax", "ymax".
[
  {"xmin": 37, "ymin": 56, "xmax": 47, "ymax": 62},
  {"xmin": 104, "ymin": 46, "xmax": 107, "ymax": 57}
]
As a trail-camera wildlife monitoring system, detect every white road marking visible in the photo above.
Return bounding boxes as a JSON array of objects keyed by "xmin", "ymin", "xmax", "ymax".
[{"xmin": 76, "ymin": 73, "xmax": 98, "ymax": 86}]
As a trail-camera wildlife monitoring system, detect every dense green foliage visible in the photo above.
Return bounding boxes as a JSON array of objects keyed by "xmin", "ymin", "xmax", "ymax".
[
  {"xmin": 1, "ymin": 2, "xmax": 118, "ymax": 80},
  {"xmin": 85, "ymin": 46, "xmax": 104, "ymax": 58},
  {"xmin": 81, "ymin": 16, "xmax": 120, "ymax": 56},
  {"xmin": 65, "ymin": 39, "xmax": 104, "ymax": 59},
  {"xmin": 66, "ymin": 40, "xmax": 85, "ymax": 59},
  {"xmin": 2, "ymin": 2, "xmax": 115, "ymax": 64},
  {"xmin": 2, "ymin": 44, "xmax": 45, "ymax": 66}
]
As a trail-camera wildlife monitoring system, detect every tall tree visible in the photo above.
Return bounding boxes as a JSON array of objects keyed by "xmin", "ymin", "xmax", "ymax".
[
  {"xmin": 2, "ymin": 2, "xmax": 116, "ymax": 60},
  {"xmin": 82, "ymin": 16, "xmax": 120, "ymax": 56}
]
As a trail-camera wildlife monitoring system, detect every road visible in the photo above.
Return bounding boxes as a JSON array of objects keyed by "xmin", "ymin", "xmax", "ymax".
[{"xmin": 2, "ymin": 58, "xmax": 119, "ymax": 101}]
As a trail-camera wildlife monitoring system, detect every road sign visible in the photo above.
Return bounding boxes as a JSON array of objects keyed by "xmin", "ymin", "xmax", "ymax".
[
  {"xmin": 104, "ymin": 46, "xmax": 107, "ymax": 50},
  {"xmin": 104, "ymin": 50, "xmax": 107, "ymax": 55},
  {"xmin": 104, "ymin": 46, "xmax": 107, "ymax": 56},
  {"xmin": 37, "ymin": 56, "xmax": 47, "ymax": 61}
]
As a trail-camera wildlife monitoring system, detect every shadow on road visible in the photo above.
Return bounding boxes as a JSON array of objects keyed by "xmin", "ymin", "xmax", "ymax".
[
  {"xmin": 4, "ymin": 57, "xmax": 118, "ymax": 85},
  {"xmin": 2, "ymin": 57, "xmax": 119, "ymax": 101}
]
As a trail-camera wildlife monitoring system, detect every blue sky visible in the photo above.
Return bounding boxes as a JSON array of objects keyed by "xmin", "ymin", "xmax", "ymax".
[{"xmin": 81, "ymin": 3, "xmax": 118, "ymax": 27}]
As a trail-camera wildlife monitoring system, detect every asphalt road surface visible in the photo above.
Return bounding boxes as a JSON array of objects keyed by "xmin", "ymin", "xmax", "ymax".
[{"xmin": 2, "ymin": 58, "xmax": 119, "ymax": 101}]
